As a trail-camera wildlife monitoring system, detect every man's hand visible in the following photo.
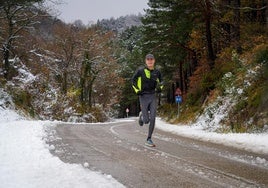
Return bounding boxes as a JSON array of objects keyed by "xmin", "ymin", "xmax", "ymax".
[
  {"xmin": 156, "ymin": 87, "xmax": 162, "ymax": 93},
  {"xmin": 137, "ymin": 91, "xmax": 142, "ymax": 95}
]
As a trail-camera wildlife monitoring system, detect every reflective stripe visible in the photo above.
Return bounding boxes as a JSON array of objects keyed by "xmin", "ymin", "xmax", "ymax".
[
  {"xmin": 144, "ymin": 69, "xmax": 151, "ymax": 79},
  {"xmin": 157, "ymin": 78, "xmax": 164, "ymax": 90},
  {"xmin": 132, "ymin": 76, "xmax": 142, "ymax": 93},
  {"xmin": 132, "ymin": 85, "xmax": 140, "ymax": 93},
  {"xmin": 137, "ymin": 77, "xmax": 141, "ymax": 90}
]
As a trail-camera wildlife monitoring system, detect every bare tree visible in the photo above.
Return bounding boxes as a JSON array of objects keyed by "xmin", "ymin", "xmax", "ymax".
[
  {"xmin": 80, "ymin": 52, "xmax": 100, "ymax": 107},
  {"xmin": 53, "ymin": 24, "xmax": 78, "ymax": 94},
  {"xmin": 0, "ymin": 0, "xmax": 44, "ymax": 79}
]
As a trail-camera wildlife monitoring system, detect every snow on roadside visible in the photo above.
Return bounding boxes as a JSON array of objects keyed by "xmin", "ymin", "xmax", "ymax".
[
  {"xmin": 156, "ymin": 118, "xmax": 268, "ymax": 155},
  {"xmin": 156, "ymin": 68, "xmax": 268, "ymax": 156},
  {"xmin": 0, "ymin": 89, "xmax": 124, "ymax": 188},
  {"xmin": 0, "ymin": 119, "xmax": 124, "ymax": 188},
  {"xmin": 0, "ymin": 88, "xmax": 24, "ymax": 122},
  {"xmin": 0, "ymin": 108, "xmax": 23, "ymax": 122}
]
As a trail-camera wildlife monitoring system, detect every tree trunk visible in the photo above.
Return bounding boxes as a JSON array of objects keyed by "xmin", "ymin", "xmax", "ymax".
[
  {"xmin": 80, "ymin": 76, "xmax": 85, "ymax": 104},
  {"xmin": 88, "ymin": 80, "xmax": 94, "ymax": 108},
  {"xmin": 62, "ymin": 70, "xmax": 68, "ymax": 94},
  {"xmin": 3, "ymin": 3, "xmax": 14, "ymax": 80},
  {"xmin": 260, "ymin": 0, "xmax": 267, "ymax": 25},
  {"xmin": 3, "ymin": 44, "xmax": 10, "ymax": 79},
  {"xmin": 222, "ymin": 0, "xmax": 231, "ymax": 46},
  {"xmin": 172, "ymin": 82, "xmax": 176, "ymax": 103},
  {"xmin": 179, "ymin": 61, "xmax": 184, "ymax": 92},
  {"xmin": 80, "ymin": 55, "xmax": 88, "ymax": 104},
  {"xmin": 190, "ymin": 51, "xmax": 198, "ymax": 76},
  {"xmin": 204, "ymin": 0, "xmax": 215, "ymax": 69},
  {"xmin": 233, "ymin": 0, "xmax": 242, "ymax": 53},
  {"xmin": 184, "ymin": 68, "xmax": 188, "ymax": 92}
]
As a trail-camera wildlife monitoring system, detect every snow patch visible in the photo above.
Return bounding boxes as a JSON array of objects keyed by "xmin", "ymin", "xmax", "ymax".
[
  {"xmin": 17, "ymin": 67, "xmax": 36, "ymax": 83},
  {"xmin": 156, "ymin": 118, "xmax": 268, "ymax": 155},
  {"xmin": 83, "ymin": 162, "xmax": 89, "ymax": 168},
  {"xmin": 0, "ymin": 120, "xmax": 124, "ymax": 188},
  {"xmin": 0, "ymin": 88, "xmax": 24, "ymax": 122},
  {"xmin": 256, "ymin": 157, "xmax": 267, "ymax": 164},
  {"xmin": 189, "ymin": 63, "xmax": 266, "ymax": 133},
  {"xmin": 0, "ymin": 89, "xmax": 124, "ymax": 188}
]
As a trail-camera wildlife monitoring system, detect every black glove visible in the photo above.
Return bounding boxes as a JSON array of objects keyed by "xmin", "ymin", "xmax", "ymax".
[
  {"xmin": 137, "ymin": 90, "xmax": 142, "ymax": 95},
  {"xmin": 156, "ymin": 87, "xmax": 162, "ymax": 93}
]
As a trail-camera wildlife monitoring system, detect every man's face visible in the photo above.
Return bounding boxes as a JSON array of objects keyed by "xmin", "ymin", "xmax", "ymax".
[{"xmin": 145, "ymin": 58, "xmax": 155, "ymax": 69}]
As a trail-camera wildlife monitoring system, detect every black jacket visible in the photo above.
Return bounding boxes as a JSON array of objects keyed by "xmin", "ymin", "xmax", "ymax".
[{"xmin": 132, "ymin": 66, "xmax": 163, "ymax": 95}]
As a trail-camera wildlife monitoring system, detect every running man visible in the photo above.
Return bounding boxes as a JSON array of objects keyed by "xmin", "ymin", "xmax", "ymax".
[{"xmin": 132, "ymin": 54, "xmax": 163, "ymax": 147}]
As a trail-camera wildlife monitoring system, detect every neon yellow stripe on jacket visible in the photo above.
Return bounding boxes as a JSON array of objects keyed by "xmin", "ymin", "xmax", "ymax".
[
  {"xmin": 157, "ymin": 78, "xmax": 164, "ymax": 90},
  {"xmin": 144, "ymin": 69, "xmax": 151, "ymax": 79},
  {"xmin": 132, "ymin": 76, "xmax": 142, "ymax": 93}
]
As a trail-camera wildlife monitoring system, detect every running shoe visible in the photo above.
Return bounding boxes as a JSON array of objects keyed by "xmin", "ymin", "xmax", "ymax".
[{"xmin": 145, "ymin": 138, "xmax": 155, "ymax": 147}]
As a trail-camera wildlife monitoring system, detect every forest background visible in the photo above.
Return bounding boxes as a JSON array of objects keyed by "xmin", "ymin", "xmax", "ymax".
[{"xmin": 0, "ymin": 0, "xmax": 267, "ymax": 132}]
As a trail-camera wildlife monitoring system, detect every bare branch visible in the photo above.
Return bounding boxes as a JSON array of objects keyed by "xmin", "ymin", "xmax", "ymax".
[{"xmin": 226, "ymin": 5, "xmax": 267, "ymax": 11}]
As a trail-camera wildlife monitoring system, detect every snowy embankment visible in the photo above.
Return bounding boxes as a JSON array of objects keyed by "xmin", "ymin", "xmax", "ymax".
[
  {"xmin": 156, "ymin": 69, "xmax": 268, "ymax": 156},
  {"xmin": 156, "ymin": 118, "xmax": 268, "ymax": 155},
  {"xmin": 0, "ymin": 90, "xmax": 124, "ymax": 188}
]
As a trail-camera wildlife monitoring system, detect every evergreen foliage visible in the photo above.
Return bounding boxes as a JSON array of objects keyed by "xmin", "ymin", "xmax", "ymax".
[
  {"xmin": 137, "ymin": 0, "xmax": 267, "ymax": 130},
  {"xmin": 97, "ymin": 14, "xmax": 142, "ymax": 33}
]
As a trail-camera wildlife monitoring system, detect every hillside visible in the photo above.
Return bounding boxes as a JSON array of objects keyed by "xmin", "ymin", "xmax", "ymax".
[
  {"xmin": 1, "ymin": 1, "xmax": 268, "ymax": 187},
  {"xmin": 0, "ymin": 3, "xmax": 122, "ymax": 122},
  {"xmin": 173, "ymin": 45, "xmax": 268, "ymax": 133},
  {"xmin": 0, "ymin": 0, "xmax": 267, "ymax": 132},
  {"xmin": 97, "ymin": 14, "xmax": 142, "ymax": 33}
]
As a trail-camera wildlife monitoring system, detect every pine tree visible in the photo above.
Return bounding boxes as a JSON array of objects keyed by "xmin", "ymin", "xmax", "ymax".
[
  {"xmin": 142, "ymin": 0, "xmax": 196, "ymax": 100},
  {"xmin": 117, "ymin": 26, "xmax": 144, "ymax": 116}
]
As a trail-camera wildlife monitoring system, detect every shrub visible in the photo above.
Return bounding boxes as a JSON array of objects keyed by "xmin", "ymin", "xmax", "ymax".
[
  {"xmin": 253, "ymin": 45, "xmax": 268, "ymax": 65},
  {"xmin": 158, "ymin": 103, "xmax": 178, "ymax": 121},
  {"xmin": 11, "ymin": 88, "xmax": 35, "ymax": 117},
  {"xmin": 13, "ymin": 90, "xmax": 31, "ymax": 108}
]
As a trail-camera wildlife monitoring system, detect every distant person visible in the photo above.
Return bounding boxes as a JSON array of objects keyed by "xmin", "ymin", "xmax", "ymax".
[{"xmin": 132, "ymin": 54, "xmax": 163, "ymax": 147}]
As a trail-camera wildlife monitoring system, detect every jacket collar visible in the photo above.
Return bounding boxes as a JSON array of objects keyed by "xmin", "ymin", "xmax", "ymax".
[{"xmin": 145, "ymin": 66, "xmax": 154, "ymax": 71}]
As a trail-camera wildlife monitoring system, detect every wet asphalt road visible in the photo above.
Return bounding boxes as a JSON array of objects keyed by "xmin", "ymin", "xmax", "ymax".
[{"xmin": 47, "ymin": 119, "xmax": 268, "ymax": 188}]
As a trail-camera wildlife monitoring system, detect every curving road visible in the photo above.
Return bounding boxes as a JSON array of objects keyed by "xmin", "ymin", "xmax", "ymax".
[{"xmin": 47, "ymin": 119, "xmax": 268, "ymax": 188}]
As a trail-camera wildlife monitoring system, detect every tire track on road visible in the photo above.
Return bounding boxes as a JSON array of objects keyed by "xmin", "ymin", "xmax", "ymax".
[{"xmin": 110, "ymin": 123, "xmax": 266, "ymax": 187}]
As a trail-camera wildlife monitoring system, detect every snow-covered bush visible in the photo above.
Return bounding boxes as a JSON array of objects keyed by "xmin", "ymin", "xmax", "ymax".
[{"xmin": 193, "ymin": 45, "xmax": 268, "ymax": 133}]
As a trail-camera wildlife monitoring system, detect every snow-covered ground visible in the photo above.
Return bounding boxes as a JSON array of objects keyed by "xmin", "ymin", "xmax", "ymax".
[
  {"xmin": 1, "ymin": 80, "xmax": 267, "ymax": 188},
  {"xmin": 155, "ymin": 69, "xmax": 268, "ymax": 156},
  {"xmin": 0, "ymin": 91, "xmax": 124, "ymax": 188},
  {"xmin": 156, "ymin": 118, "xmax": 268, "ymax": 155}
]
